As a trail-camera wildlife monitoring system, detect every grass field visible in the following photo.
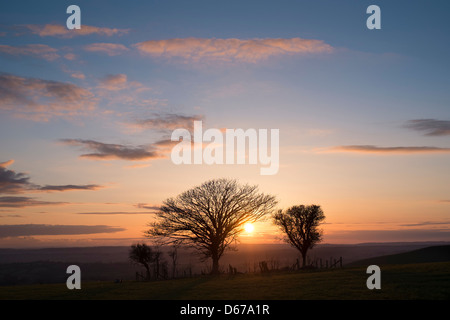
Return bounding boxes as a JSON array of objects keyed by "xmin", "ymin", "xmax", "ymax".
[{"xmin": 0, "ymin": 262, "xmax": 448, "ymax": 300}]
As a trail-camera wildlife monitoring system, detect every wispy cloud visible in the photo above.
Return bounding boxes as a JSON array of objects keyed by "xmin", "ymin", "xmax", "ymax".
[
  {"xmin": 24, "ymin": 24, "xmax": 129, "ymax": 38},
  {"xmin": 326, "ymin": 228, "xmax": 450, "ymax": 243},
  {"xmin": 0, "ymin": 44, "xmax": 59, "ymax": 61},
  {"xmin": 93, "ymin": 73, "xmax": 158, "ymax": 110},
  {"xmin": 129, "ymin": 113, "xmax": 203, "ymax": 131},
  {"xmin": 70, "ymin": 72, "xmax": 85, "ymax": 80},
  {"xmin": 1, "ymin": 160, "xmax": 104, "ymax": 194},
  {"xmin": 76, "ymin": 211, "xmax": 156, "ymax": 215},
  {"xmin": 0, "ymin": 224, "xmax": 125, "ymax": 238},
  {"xmin": 60, "ymin": 114, "xmax": 200, "ymax": 162},
  {"xmin": 399, "ymin": 221, "xmax": 450, "ymax": 227},
  {"xmin": 404, "ymin": 119, "xmax": 450, "ymax": 136},
  {"xmin": 64, "ymin": 53, "xmax": 77, "ymax": 60},
  {"xmin": 38, "ymin": 184, "xmax": 103, "ymax": 192},
  {"xmin": 0, "ymin": 214, "xmax": 23, "ymax": 218},
  {"xmin": 0, "ymin": 196, "xmax": 67, "ymax": 208},
  {"xmin": 0, "ymin": 160, "xmax": 15, "ymax": 168},
  {"xmin": 328, "ymin": 145, "xmax": 450, "ymax": 154},
  {"xmin": 0, "ymin": 73, "xmax": 96, "ymax": 121},
  {"xmin": 84, "ymin": 43, "xmax": 129, "ymax": 56},
  {"xmin": 135, "ymin": 203, "xmax": 160, "ymax": 211},
  {"xmin": 60, "ymin": 139, "xmax": 162, "ymax": 161},
  {"xmin": 98, "ymin": 74, "xmax": 129, "ymax": 91},
  {"xmin": 134, "ymin": 37, "xmax": 333, "ymax": 63},
  {"xmin": 0, "ymin": 163, "xmax": 35, "ymax": 194}
]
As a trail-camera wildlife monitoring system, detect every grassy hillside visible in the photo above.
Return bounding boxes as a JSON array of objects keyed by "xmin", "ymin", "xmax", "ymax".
[
  {"xmin": 347, "ymin": 245, "xmax": 450, "ymax": 267},
  {"xmin": 0, "ymin": 261, "xmax": 140, "ymax": 286},
  {"xmin": 1, "ymin": 262, "xmax": 449, "ymax": 300}
]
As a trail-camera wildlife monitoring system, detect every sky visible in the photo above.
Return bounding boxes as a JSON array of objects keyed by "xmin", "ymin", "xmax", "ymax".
[{"xmin": 0, "ymin": 0, "xmax": 449, "ymax": 248}]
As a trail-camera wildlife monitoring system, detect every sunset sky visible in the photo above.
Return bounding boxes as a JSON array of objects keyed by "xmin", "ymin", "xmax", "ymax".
[{"xmin": 1, "ymin": 0, "xmax": 449, "ymax": 248}]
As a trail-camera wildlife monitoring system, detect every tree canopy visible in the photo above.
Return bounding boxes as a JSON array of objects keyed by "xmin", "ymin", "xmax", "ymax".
[
  {"xmin": 146, "ymin": 178, "xmax": 277, "ymax": 274},
  {"xmin": 273, "ymin": 205, "xmax": 325, "ymax": 268}
]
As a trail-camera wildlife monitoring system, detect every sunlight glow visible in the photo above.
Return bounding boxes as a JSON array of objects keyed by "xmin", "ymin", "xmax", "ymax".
[{"xmin": 244, "ymin": 223, "xmax": 255, "ymax": 233}]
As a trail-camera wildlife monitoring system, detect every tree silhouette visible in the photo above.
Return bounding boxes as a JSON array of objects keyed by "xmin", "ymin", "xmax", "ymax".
[
  {"xmin": 145, "ymin": 178, "xmax": 277, "ymax": 275},
  {"xmin": 168, "ymin": 245, "xmax": 179, "ymax": 279},
  {"xmin": 273, "ymin": 205, "xmax": 325, "ymax": 268},
  {"xmin": 129, "ymin": 243, "xmax": 154, "ymax": 280}
]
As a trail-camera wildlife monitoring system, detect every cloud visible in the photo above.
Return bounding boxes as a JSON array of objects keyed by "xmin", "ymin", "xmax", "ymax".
[
  {"xmin": 124, "ymin": 163, "xmax": 152, "ymax": 169},
  {"xmin": 152, "ymin": 139, "xmax": 180, "ymax": 148},
  {"xmin": 84, "ymin": 43, "xmax": 129, "ymax": 56},
  {"xmin": 0, "ymin": 44, "xmax": 59, "ymax": 61},
  {"xmin": 130, "ymin": 113, "xmax": 204, "ymax": 131},
  {"xmin": 70, "ymin": 72, "xmax": 85, "ymax": 79},
  {"xmin": 0, "ymin": 224, "xmax": 125, "ymax": 238},
  {"xmin": 24, "ymin": 24, "xmax": 129, "ymax": 38},
  {"xmin": 96, "ymin": 74, "xmax": 153, "ymax": 103},
  {"xmin": 38, "ymin": 184, "xmax": 103, "ymax": 192},
  {"xmin": 61, "ymin": 114, "xmax": 204, "ymax": 162},
  {"xmin": 0, "ymin": 160, "xmax": 15, "ymax": 168},
  {"xmin": 76, "ymin": 211, "xmax": 156, "ymax": 215},
  {"xmin": 0, "ymin": 164, "xmax": 35, "ymax": 194},
  {"xmin": 134, "ymin": 37, "xmax": 333, "ymax": 63},
  {"xmin": 325, "ymin": 229, "xmax": 450, "ymax": 243},
  {"xmin": 135, "ymin": 203, "xmax": 161, "ymax": 211},
  {"xmin": 0, "ymin": 73, "xmax": 96, "ymax": 121},
  {"xmin": 404, "ymin": 119, "xmax": 450, "ymax": 136},
  {"xmin": 399, "ymin": 221, "xmax": 450, "ymax": 227},
  {"xmin": 0, "ymin": 160, "xmax": 104, "ymax": 194},
  {"xmin": 60, "ymin": 139, "xmax": 161, "ymax": 161},
  {"xmin": 98, "ymin": 74, "xmax": 128, "ymax": 91},
  {"xmin": 329, "ymin": 145, "xmax": 450, "ymax": 154},
  {"xmin": 64, "ymin": 53, "xmax": 77, "ymax": 60},
  {"xmin": 0, "ymin": 196, "xmax": 67, "ymax": 208}
]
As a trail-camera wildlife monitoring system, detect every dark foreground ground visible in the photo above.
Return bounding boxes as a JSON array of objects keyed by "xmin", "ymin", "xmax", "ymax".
[
  {"xmin": 1, "ymin": 242, "xmax": 448, "ymax": 286},
  {"xmin": 0, "ymin": 261, "xmax": 449, "ymax": 300},
  {"xmin": 0, "ymin": 244, "xmax": 449, "ymax": 301}
]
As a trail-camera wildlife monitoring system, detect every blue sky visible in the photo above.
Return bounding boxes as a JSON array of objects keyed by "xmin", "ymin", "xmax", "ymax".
[{"xmin": 0, "ymin": 0, "xmax": 449, "ymax": 247}]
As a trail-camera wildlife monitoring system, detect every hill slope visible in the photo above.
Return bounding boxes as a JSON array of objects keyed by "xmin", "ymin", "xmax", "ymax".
[
  {"xmin": 347, "ymin": 245, "xmax": 450, "ymax": 267},
  {"xmin": 1, "ymin": 262, "xmax": 449, "ymax": 300}
]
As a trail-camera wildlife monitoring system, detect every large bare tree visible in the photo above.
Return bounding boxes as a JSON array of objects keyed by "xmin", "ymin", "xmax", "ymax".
[
  {"xmin": 146, "ymin": 178, "xmax": 277, "ymax": 275},
  {"xmin": 273, "ymin": 205, "xmax": 325, "ymax": 268}
]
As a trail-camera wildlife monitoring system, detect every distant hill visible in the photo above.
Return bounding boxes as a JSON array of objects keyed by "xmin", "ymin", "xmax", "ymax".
[
  {"xmin": 0, "ymin": 246, "xmax": 131, "ymax": 264},
  {"xmin": 346, "ymin": 245, "xmax": 450, "ymax": 267},
  {"xmin": 1, "ymin": 262, "xmax": 450, "ymax": 300},
  {"xmin": 1, "ymin": 242, "xmax": 448, "ymax": 265},
  {"xmin": 1, "ymin": 243, "xmax": 449, "ymax": 286}
]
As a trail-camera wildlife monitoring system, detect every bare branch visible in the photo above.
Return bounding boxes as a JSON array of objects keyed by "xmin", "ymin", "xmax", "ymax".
[{"xmin": 145, "ymin": 178, "xmax": 277, "ymax": 274}]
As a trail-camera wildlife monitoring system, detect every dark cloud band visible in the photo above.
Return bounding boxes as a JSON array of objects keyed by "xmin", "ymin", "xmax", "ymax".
[
  {"xmin": 405, "ymin": 119, "xmax": 450, "ymax": 136},
  {"xmin": 0, "ymin": 224, "xmax": 126, "ymax": 238}
]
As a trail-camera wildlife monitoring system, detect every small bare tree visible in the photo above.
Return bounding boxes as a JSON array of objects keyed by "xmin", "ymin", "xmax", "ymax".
[
  {"xmin": 168, "ymin": 245, "xmax": 179, "ymax": 279},
  {"xmin": 129, "ymin": 243, "xmax": 153, "ymax": 280},
  {"xmin": 146, "ymin": 178, "xmax": 277, "ymax": 275},
  {"xmin": 153, "ymin": 246, "xmax": 163, "ymax": 280},
  {"xmin": 273, "ymin": 205, "xmax": 325, "ymax": 268}
]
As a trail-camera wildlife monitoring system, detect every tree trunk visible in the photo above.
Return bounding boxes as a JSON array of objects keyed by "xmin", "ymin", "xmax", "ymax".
[
  {"xmin": 144, "ymin": 264, "xmax": 151, "ymax": 281},
  {"xmin": 211, "ymin": 254, "xmax": 220, "ymax": 275},
  {"xmin": 301, "ymin": 252, "xmax": 307, "ymax": 268}
]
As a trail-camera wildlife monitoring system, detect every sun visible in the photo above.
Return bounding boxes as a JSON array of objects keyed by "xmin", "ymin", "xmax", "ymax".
[{"xmin": 244, "ymin": 223, "xmax": 254, "ymax": 233}]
